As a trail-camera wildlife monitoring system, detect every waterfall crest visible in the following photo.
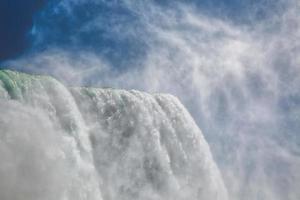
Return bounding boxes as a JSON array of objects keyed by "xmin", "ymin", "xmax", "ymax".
[{"xmin": 0, "ymin": 70, "xmax": 227, "ymax": 200}]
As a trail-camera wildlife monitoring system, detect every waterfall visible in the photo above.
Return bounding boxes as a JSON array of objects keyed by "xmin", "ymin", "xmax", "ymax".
[{"xmin": 0, "ymin": 70, "xmax": 227, "ymax": 200}]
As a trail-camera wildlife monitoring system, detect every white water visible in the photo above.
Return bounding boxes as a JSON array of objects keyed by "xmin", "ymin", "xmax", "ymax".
[{"xmin": 0, "ymin": 70, "xmax": 227, "ymax": 200}]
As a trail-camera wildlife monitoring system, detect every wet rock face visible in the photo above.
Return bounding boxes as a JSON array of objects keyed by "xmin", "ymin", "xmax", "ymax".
[{"xmin": 0, "ymin": 70, "xmax": 228, "ymax": 200}]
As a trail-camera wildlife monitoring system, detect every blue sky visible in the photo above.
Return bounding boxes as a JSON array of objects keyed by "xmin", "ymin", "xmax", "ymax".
[
  {"xmin": 0, "ymin": 0, "xmax": 46, "ymax": 60},
  {"xmin": 1, "ymin": 1, "xmax": 300, "ymax": 199},
  {"xmin": 0, "ymin": 0, "xmax": 283, "ymax": 64}
]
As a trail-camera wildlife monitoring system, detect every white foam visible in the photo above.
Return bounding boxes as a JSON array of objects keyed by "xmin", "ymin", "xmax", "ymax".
[{"xmin": 0, "ymin": 70, "xmax": 227, "ymax": 200}]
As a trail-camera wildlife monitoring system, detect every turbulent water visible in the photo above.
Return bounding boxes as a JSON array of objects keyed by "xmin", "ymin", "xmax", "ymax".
[{"xmin": 0, "ymin": 70, "xmax": 227, "ymax": 200}]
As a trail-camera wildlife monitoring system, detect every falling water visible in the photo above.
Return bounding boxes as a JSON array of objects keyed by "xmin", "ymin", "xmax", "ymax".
[{"xmin": 0, "ymin": 70, "xmax": 227, "ymax": 200}]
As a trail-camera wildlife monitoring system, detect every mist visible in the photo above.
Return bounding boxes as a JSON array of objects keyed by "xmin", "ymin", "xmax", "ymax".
[{"xmin": 3, "ymin": 0, "xmax": 300, "ymax": 199}]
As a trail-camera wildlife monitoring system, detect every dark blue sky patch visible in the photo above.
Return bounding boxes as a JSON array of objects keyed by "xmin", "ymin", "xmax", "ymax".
[{"xmin": 0, "ymin": 0, "xmax": 47, "ymax": 61}]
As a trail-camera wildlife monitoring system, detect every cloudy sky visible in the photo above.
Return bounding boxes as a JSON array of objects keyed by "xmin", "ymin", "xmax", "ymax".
[{"xmin": 1, "ymin": 0, "xmax": 300, "ymax": 199}]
